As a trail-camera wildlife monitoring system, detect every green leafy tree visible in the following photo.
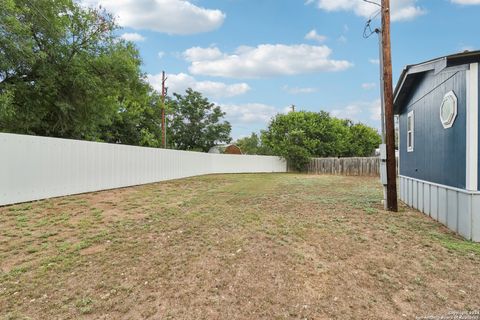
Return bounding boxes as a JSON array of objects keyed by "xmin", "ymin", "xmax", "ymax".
[
  {"xmin": 261, "ymin": 111, "xmax": 381, "ymax": 171},
  {"xmin": 0, "ymin": 0, "xmax": 160, "ymax": 144},
  {"xmin": 345, "ymin": 123, "xmax": 382, "ymax": 157},
  {"xmin": 167, "ymin": 89, "xmax": 232, "ymax": 152},
  {"xmin": 261, "ymin": 111, "xmax": 338, "ymax": 170},
  {"xmin": 235, "ymin": 132, "xmax": 272, "ymax": 155},
  {"xmin": 99, "ymin": 84, "xmax": 163, "ymax": 147}
]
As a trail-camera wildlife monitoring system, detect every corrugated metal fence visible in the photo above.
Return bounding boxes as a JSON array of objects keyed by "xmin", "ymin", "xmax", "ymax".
[
  {"xmin": 0, "ymin": 133, "xmax": 286, "ymax": 206},
  {"xmin": 306, "ymin": 157, "xmax": 380, "ymax": 176}
]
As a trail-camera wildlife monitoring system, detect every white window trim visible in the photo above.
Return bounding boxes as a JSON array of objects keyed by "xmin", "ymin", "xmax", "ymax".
[
  {"xmin": 440, "ymin": 91, "xmax": 458, "ymax": 129},
  {"xmin": 407, "ymin": 110, "xmax": 414, "ymax": 152}
]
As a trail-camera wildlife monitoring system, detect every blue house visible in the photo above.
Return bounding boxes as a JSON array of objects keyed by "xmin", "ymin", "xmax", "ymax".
[{"xmin": 394, "ymin": 51, "xmax": 480, "ymax": 242}]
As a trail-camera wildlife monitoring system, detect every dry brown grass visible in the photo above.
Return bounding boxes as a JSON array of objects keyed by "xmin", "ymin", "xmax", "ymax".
[{"xmin": 1, "ymin": 174, "xmax": 479, "ymax": 319}]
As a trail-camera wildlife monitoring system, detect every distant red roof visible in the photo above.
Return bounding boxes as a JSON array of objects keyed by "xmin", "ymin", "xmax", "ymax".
[{"xmin": 224, "ymin": 145, "xmax": 242, "ymax": 155}]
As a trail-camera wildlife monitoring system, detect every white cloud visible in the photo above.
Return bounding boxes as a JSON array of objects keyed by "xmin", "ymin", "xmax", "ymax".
[
  {"xmin": 185, "ymin": 44, "xmax": 353, "ymax": 78},
  {"xmin": 452, "ymin": 0, "xmax": 480, "ymax": 4},
  {"xmin": 183, "ymin": 47, "xmax": 224, "ymax": 61},
  {"xmin": 305, "ymin": 29, "xmax": 327, "ymax": 43},
  {"xmin": 362, "ymin": 82, "xmax": 376, "ymax": 90},
  {"xmin": 331, "ymin": 99, "xmax": 381, "ymax": 123},
  {"xmin": 221, "ymin": 103, "xmax": 279, "ymax": 124},
  {"xmin": 158, "ymin": 51, "xmax": 165, "ymax": 59},
  {"xmin": 82, "ymin": 0, "xmax": 225, "ymax": 35},
  {"xmin": 119, "ymin": 32, "xmax": 145, "ymax": 42},
  {"xmin": 147, "ymin": 73, "xmax": 250, "ymax": 98},
  {"xmin": 309, "ymin": 0, "xmax": 425, "ymax": 22},
  {"xmin": 369, "ymin": 58, "xmax": 380, "ymax": 65},
  {"xmin": 282, "ymin": 85, "xmax": 318, "ymax": 94}
]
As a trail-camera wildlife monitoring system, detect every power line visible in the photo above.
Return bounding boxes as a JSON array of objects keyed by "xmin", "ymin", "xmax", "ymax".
[
  {"xmin": 363, "ymin": 0, "xmax": 381, "ymax": 7},
  {"xmin": 363, "ymin": 18, "xmax": 377, "ymax": 38},
  {"xmin": 370, "ymin": 9, "xmax": 382, "ymax": 21},
  {"xmin": 362, "ymin": 0, "xmax": 382, "ymax": 38},
  {"xmin": 363, "ymin": 9, "xmax": 381, "ymax": 38}
]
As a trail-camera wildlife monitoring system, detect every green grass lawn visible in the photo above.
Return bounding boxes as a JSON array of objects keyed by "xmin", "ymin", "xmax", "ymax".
[{"xmin": 1, "ymin": 174, "xmax": 479, "ymax": 319}]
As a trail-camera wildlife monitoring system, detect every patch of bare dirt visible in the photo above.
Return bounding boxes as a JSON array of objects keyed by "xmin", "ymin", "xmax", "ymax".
[{"xmin": 1, "ymin": 174, "xmax": 479, "ymax": 320}]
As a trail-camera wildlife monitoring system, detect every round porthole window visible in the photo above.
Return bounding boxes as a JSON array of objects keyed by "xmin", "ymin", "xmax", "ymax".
[{"xmin": 440, "ymin": 91, "xmax": 457, "ymax": 129}]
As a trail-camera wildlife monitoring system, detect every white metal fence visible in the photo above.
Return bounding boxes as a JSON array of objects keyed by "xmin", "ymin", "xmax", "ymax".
[{"xmin": 0, "ymin": 133, "xmax": 286, "ymax": 206}]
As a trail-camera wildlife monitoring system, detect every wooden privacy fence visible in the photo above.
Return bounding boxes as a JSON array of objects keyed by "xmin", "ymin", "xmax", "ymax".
[{"xmin": 306, "ymin": 157, "xmax": 380, "ymax": 176}]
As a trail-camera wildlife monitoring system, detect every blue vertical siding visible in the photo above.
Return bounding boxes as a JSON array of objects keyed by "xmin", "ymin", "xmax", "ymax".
[{"xmin": 399, "ymin": 68, "xmax": 466, "ymax": 189}]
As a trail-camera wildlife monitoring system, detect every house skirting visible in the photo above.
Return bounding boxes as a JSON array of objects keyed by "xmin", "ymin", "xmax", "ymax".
[{"xmin": 399, "ymin": 176, "xmax": 480, "ymax": 242}]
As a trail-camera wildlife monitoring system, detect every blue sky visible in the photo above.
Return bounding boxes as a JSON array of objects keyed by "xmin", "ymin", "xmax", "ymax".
[{"xmin": 84, "ymin": 0, "xmax": 480, "ymax": 139}]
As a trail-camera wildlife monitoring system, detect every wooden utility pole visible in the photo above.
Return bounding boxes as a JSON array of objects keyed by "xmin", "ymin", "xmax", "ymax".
[
  {"xmin": 381, "ymin": 0, "xmax": 398, "ymax": 211},
  {"xmin": 161, "ymin": 71, "xmax": 167, "ymax": 148}
]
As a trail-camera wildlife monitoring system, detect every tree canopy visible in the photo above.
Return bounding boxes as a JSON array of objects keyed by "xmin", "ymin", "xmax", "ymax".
[
  {"xmin": 260, "ymin": 111, "xmax": 381, "ymax": 170},
  {"xmin": 1, "ymin": 0, "xmax": 140, "ymax": 140},
  {"xmin": 0, "ymin": 0, "xmax": 231, "ymax": 149},
  {"xmin": 167, "ymin": 89, "xmax": 232, "ymax": 152}
]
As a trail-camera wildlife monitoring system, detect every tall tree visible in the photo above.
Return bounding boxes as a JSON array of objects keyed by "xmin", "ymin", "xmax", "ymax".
[
  {"xmin": 0, "ymin": 0, "xmax": 158, "ymax": 142},
  {"xmin": 167, "ymin": 89, "xmax": 231, "ymax": 152}
]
